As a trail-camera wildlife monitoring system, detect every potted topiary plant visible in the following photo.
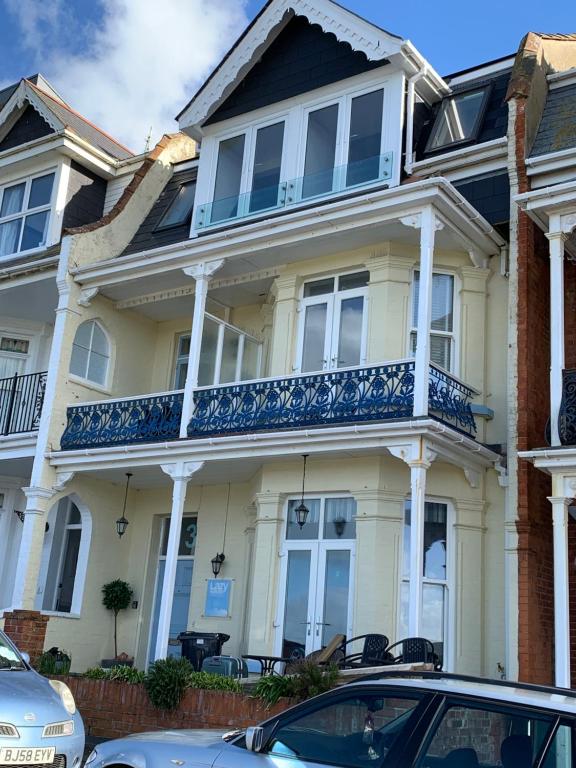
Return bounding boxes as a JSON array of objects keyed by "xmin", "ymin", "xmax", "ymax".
[{"xmin": 101, "ymin": 579, "xmax": 134, "ymax": 668}]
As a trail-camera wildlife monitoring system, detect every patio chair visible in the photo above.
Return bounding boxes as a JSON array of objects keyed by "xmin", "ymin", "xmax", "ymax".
[
  {"xmin": 338, "ymin": 633, "xmax": 391, "ymax": 669},
  {"xmin": 284, "ymin": 633, "xmax": 346, "ymax": 674},
  {"xmin": 385, "ymin": 637, "xmax": 441, "ymax": 668}
]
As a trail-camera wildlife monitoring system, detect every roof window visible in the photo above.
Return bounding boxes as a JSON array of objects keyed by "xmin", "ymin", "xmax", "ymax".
[
  {"xmin": 156, "ymin": 181, "xmax": 196, "ymax": 229},
  {"xmin": 426, "ymin": 87, "xmax": 490, "ymax": 152}
]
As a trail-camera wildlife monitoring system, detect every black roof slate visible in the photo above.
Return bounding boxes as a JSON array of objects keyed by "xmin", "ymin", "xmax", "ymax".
[
  {"xmin": 121, "ymin": 166, "xmax": 197, "ymax": 257},
  {"xmin": 530, "ymin": 82, "xmax": 576, "ymax": 157}
]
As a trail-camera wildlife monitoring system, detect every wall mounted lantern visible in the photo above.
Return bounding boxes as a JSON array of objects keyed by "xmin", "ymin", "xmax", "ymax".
[{"xmin": 116, "ymin": 472, "xmax": 132, "ymax": 538}]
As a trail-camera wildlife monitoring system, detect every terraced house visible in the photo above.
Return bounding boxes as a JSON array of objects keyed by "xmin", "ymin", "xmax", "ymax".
[
  {"xmin": 0, "ymin": 75, "xmax": 140, "ymax": 615},
  {"xmin": 1, "ymin": 0, "xmax": 513, "ymax": 676}
]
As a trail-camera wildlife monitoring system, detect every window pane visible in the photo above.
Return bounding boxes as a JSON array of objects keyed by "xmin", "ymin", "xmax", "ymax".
[
  {"xmin": 346, "ymin": 89, "xmax": 384, "ymax": 186},
  {"xmin": 212, "ymin": 134, "xmax": 245, "ymax": 223},
  {"xmin": 174, "ymin": 361, "xmax": 188, "ymax": 389},
  {"xmin": 303, "ymin": 277, "xmax": 334, "ymax": 298},
  {"xmin": 270, "ymin": 694, "xmax": 422, "ymax": 768},
  {"xmin": 74, "ymin": 322, "xmax": 93, "ymax": 349},
  {"xmin": 1, "ymin": 183, "xmax": 25, "ymax": 217},
  {"xmin": 28, "ymin": 173, "xmax": 55, "ymax": 209},
  {"xmin": 337, "ymin": 295, "xmax": 363, "ymax": 367},
  {"xmin": 322, "ymin": 550, "xmax": 350, "ymax": 646},
  {"xmin": 87, "ymin": 350, "xmax": 108, "ymax": 385},
  {"xmin": 429, "ymin": 89, "xmax": 487, "ymax": 150},
  {"xmin": 68, "ymin": 503, "xmax": 81, "ymax": 525},
  {"xmin": 0, "ymin": 219, "xmax": 22, "ymax": 257},
  {"xmin": 220, "ymin": 328, "xmax": 240, "ymax": 383},
  {"xmin": 301, "ymin": 302, "xmax": 328, "ymax": 373},
  {"xmin": 324, "ymin": 497, "xmax": 357, "ymax": 539},
  {"xmin": 303, "ymin": 104, "xmax": 339, "ymax": 198},
  {"xmin": 55, "ymin": 528, "xmax": 81, "ymax": 613},
  {"xmin": 417, "ymin": 702, "xmax": 553, "ymax": 768},
  {"xmin": 161, "ymin": 516, "xmax": 197, "ymax": 557},
  {"xmin": 158, "ymin": 182, "xmax": 196, "ymax": 228},
  {"xmin": 422, "ymin": 583, "xmax": 445, "ymax": 643},
  {"xmin": 338, "ymin": 271, "xmax": 369, "ymax": 291},
  {"xmin": 412, "ymin": 273, "xmax": 454, "ymax": 331},
  {"xmin": 21, "ymin": 211, "xmax": 48, "ymax": 250},
  {"xmin": 286, "ymin": 498, "xmax": 320, "ymax": 540},
  {"xmin": 249, "ymin": 122, "xmax": 284, "ymax": 213},
  {"xmin": 198, "ymin": 319, "xmax": 219, "ymax": 386},
  {"xmin": 241, "ymin": 337, "xmax": 260, "ymax": 381},
  {"xmin": 282, "ymin": 550, "xmax": 311, "ymax": 659},
  {"xmin": 178, "ymin": 335, "xmax": 191, "ymax": 358},
  {"xmin": 402, "ymin": 502, "xmax": 448, "ymax": 579},
  {"xmin": 430, "ymin": 335, "xmax": 451, "ymax": 370},
  {"xmin": 70, "ymin": 344, "xmax": 89, "ymax": 378},
  {"xmin": 91, "ymin": 323, "xmax": 108, "ymax": 356}
]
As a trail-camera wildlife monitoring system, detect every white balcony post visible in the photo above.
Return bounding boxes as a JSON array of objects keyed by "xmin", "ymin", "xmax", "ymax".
[
  {"xmin": 413, "ymin": 207, "xmax": 436, "ymax": 416},
  {"xmin": 548, "ymin": 492, "xmax": 571, "ymax": 687},
  {"xmin": 155, "ymin": 461, "xmax": 204, "ymax": 660},
  {"xmin": 180, "ymin": 260, "xmax": 224, "ymax": 438},
  {"xmin": 408, "ymin": 460, "xmax": 428, "ymax": 637},
  {"xmin": 547, "ymin": 222, "xmax": 567, "ymax": 447}
]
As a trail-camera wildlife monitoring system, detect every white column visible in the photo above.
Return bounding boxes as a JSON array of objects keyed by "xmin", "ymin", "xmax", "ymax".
[
  {"xmin": 408, "ymin": 461, "xmax": 427, "ymax": 637},
  {"xmin": 548, "ymin": 493, "xmax": 571, "ymax": 687},
  {"xmin": 547, "ymin": 225, "xmax": 567, "ymax": 447},
  {"xmin": 155, "ymin": 461, "xmax": 204, "ymax": 660},
  {"xmin": 413, "ymin": 207, "xmax": 436, "ymax": 416},
  {"xmin": 11, "ymin": 488, "xmax": 54, "ymax": 609},
  {"xmin": 180, "ymin": 260, "xmax": 224, "ymax": 438}
]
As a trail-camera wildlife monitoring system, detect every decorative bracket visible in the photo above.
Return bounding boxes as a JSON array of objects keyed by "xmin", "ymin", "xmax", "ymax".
[
  {"xmin": 463, "ymin": 467, "xmax": 481, "ymax": 489},
  {"xmin": 78, "ymin": 287, "xmax": 99, "ymax": 307},
  {"xmin": 399, "ymin": 213, "xmax": 444, "ymax": 231},
  {"xmin": 182, "ymin": 259, "xmax": 225, "ymax": 281},
  {"xmin": 160, "ymin": 461, "xmax": 205, "ymax": 482},
  {"xmin": 495, "ymin": 459, "xmax": 508, "ymax": 488},
  {"xmin": 53, "ymin": 472, "xmax": 75, "ymax": 493}
]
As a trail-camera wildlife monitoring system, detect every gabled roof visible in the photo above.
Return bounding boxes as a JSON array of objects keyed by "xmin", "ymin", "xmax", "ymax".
[
  {"xmin": 531, "ymin": 82, "xmax": 576, "ymax": 157},
  {"xmin": 177, "ymin": 0, "xmax": 447, "ymax": 138},
  {"xmin": 0, "ymin": 77, "xmax": 133, "ymax": 161}
]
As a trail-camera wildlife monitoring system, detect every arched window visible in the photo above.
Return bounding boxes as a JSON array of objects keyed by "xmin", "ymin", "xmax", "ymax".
[
  {"xmin": 37, "ymin": 496, "xmax": 92, "ymax": 614},
  {"xmin": 70, "ymin": 320, "xmax": 110, "ymax": 385}
]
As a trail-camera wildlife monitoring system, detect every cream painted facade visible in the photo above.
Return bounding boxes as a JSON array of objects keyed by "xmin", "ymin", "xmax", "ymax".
[{"xmin": 0, "ymin": 0, "xmax": 513, "ymax": 682}]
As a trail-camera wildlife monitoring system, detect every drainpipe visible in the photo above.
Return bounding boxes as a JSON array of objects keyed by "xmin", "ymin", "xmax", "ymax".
[{"xmin": 404, "ymin": 68, "xmax": 426, "ymax": 177}]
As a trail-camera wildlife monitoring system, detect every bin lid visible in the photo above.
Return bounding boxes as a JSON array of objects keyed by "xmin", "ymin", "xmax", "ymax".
[{"xmin": 177, "ymin": 631, "xmax": 230, "ymax": 642}]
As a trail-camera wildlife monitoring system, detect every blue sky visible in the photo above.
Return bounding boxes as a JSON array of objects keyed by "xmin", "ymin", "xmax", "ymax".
[{"xmin": 0, "ymin": 0, "xmax": 575, "ymax": 150}]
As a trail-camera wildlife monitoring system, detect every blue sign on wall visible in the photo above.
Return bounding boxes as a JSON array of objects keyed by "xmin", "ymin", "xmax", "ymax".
[{"xmin": 205, "ymin": 579, "xmax": 232, "ymax": 617}]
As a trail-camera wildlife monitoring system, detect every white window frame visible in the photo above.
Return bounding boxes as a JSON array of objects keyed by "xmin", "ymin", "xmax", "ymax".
[
  {"xmin": 408, "ymin": 269, "xmax": 460, "ymax": 375},
  {"xmin": 0, "ymin": 169, "xmax": 57, "ymax": 261},
  {"xmin": 69, "ymin": 319, "xmax": 112, "ymax": 389},
  {"xmin": 398, "ymin": 496, "xmax": 455, "ymax": 672},
  {"xmin": 207, "ymin": 113, "xmax": 290, "ymax": 224},
  {"xmin": 174, "ymin": 313, "xmax": 262, "ymax": 389},
  {"xmin": 295, "ymin": 269, "xmax": 369, "ymax": 373}
]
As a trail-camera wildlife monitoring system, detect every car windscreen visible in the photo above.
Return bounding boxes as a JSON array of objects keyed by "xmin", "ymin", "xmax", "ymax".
[{"xmin": 0, "ymin": 633, "xmax": 25, "ymax": 670}]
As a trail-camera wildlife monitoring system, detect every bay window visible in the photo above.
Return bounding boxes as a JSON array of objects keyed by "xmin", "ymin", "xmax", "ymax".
[
  {"xmin": 410, "ymin": 272, "xmax": 455, "ymax": 371},
  {"xmin": 0, "ymin": 171, "xmax": 55, "ymax": 258}
]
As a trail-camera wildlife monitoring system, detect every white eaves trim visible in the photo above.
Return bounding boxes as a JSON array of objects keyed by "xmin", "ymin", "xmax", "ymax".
[
  {"xmin": 48, "ymin": 418, "xmax": 499, "ymax": 474},
  {"xmin": 515, "ymin": 179, "xmax": 576, "ymax": 217},
  {"xmin": 548, "ymin": 67, "xmax": 576, "ymax": 90},
  {"xmin": 519, "ymin": 447, "xmax": 576, "ymax": 474},
  {"xmin": 446, "ymin": 58, "xmax": 515, "ymax": 87},
  {"xmin": 177, "ymin": 0, "xmax": 447, "ymax": 137},
  {"xmin": 69, "ymin": 177, "xmax": 505, "ymax": 290},
  {"xmin": 526, "ymin": 146, "xmax": 576, "ymax": 177},
  {"xmin": 0, "ymin": 432, "xmax": 38, "ymax": 460},
  {"xmin": 411, "ymin": 137, "xmax": 508, "ymax": 180}
]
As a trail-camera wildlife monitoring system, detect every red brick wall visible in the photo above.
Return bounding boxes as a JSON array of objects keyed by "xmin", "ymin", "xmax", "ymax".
[
  {"xmin": 3, "ymin": 610, "xmax": 49, "ymax": 666},
  {"xmin": 513, "ymin": 98, "xmax": 554, "ymax": 685},
  {"xmin": 57, "ymin": 676, "xmax": 292, "ymax": 739}
]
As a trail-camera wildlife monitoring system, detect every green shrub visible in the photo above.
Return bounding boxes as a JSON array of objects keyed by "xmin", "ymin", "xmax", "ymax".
[
  {"xmin": 84, "ymin": 667, "xmax": 107, "ymax": 679},
  {"xmin": 254, "ymin": 660, "xmax": 339, "ymax": 706},
  {"xmin": 253, "ymin": 673, "xmax": 295, "ymax": 706},
  {"xmin": 187, "ymin": 671, "xmax": 241, "ymax": 692},
  {"xmin": 145, "ymin": 657, "xmax": 194, "ymax": 709},
  {"xmin": 36, "ymin": 649, "xmax": 71, "ymax": 676},
  {"xmin": 101, "ymin": 580, "xmax": 133, "ymax": 658},
  {"xmin": 107, "ymin": 665, "xmax": 146, "ymax": 684}
]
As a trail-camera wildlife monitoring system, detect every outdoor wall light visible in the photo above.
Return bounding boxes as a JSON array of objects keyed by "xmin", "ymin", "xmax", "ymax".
[
  {"xmin": 295, "ymin": 454, "xmax": 310, "ymax": 529},
  {"xmin": 116, "ymin": 472, "xmax": 132, "ymax": 538},
  {"xmin": 211, "ymin": 552, "xmax": 226, "ymax": 577}
]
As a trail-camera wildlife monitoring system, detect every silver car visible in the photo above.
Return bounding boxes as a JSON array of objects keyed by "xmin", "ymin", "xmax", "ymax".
[
  {"xmin": 85, "ymin": 672, "xmax": 576, "ymax": 768},
  {"xmin": 0, "ymin": 630, "xmax": 84, "ymax": 768}
]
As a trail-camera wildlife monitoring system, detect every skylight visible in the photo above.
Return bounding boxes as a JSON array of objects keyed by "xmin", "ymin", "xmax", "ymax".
[
  {"xmin": 426, "ymin": 87, "xmax": 490, "ymax": 152},
  {"xmin": 157, "ymin": 181, "xmax": 196, "ymax": 229}
]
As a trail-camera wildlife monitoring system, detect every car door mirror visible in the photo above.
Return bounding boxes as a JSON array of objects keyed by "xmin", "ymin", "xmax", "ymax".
[
  {"xmin": 20, "ymin": 652, "xmax": 30, "ymax": 666},
  {"xmin": 246, "ymin": 727, "xmax": 265, "ymax": 752}
]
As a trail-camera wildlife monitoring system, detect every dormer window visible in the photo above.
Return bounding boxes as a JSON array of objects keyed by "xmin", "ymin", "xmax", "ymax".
[
  {"xmin": 426, "ymin": 87, "xmax": 490, "ymax": 152},
  {"xmin": 156, "ymin": 181, "xmax": 196, "ymax": 229},
  {"xmin": 0, "ymin": 171, "xmax": 55, "ymax": 259}
]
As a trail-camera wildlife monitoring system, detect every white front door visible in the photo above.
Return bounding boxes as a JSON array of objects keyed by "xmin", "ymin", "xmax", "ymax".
[
  {"xmin": 276, "ymin": 497, "xmax": 356, "ymax": 658},
  {"xmin": 297, "ymin": 272, "xmax": 368, "ymax": 373}
]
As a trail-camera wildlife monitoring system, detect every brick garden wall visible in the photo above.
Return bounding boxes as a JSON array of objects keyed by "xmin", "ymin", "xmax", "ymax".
[
  {"xmin": 57, "ymin": 676, "xmax": 292, "ymax": 740},
  {"xmin": 3, "ymin": 610, "xmax": 49, "ymax": 666}
]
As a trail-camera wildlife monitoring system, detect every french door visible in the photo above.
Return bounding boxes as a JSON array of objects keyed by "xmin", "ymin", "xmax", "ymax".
[
  {"xmin": 296, "ymin": 272, "xmax": 369, "ymax": 373},
  {"xmin": 276, "ymin": 497, "xmax": 356, "ymax": 658}
]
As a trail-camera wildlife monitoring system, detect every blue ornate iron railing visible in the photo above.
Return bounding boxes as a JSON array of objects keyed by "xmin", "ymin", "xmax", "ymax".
[
  {"xmin": 1, "ymin": 371, "xmax": 47, "ymax": 436},
  {"xmin": 59, "ymin": 363, "xmax": 478, "ymax": 450},
  {"xmin": 60, "ymin": 391, "xmax": 183, "ymax": 450},
  {"xmin": 195, "ymin": 153, "xmax": 394, "ymax": 230},
  {"xmin": 547, "ymin": 368, "xmax": 576, "ymax": 445},
  {"xmin": 188, "ymin": 362, "xmax": 416, "ymax": 438},
  {"xmin": 428, "ymin": 364, "xmax": 477, "ymax": 436}
]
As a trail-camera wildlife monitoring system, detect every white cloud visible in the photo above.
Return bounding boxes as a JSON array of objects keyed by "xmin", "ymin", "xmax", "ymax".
[{"xmin": 6, "ymin": 0, "xmax": 249, "ymax": 151}]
